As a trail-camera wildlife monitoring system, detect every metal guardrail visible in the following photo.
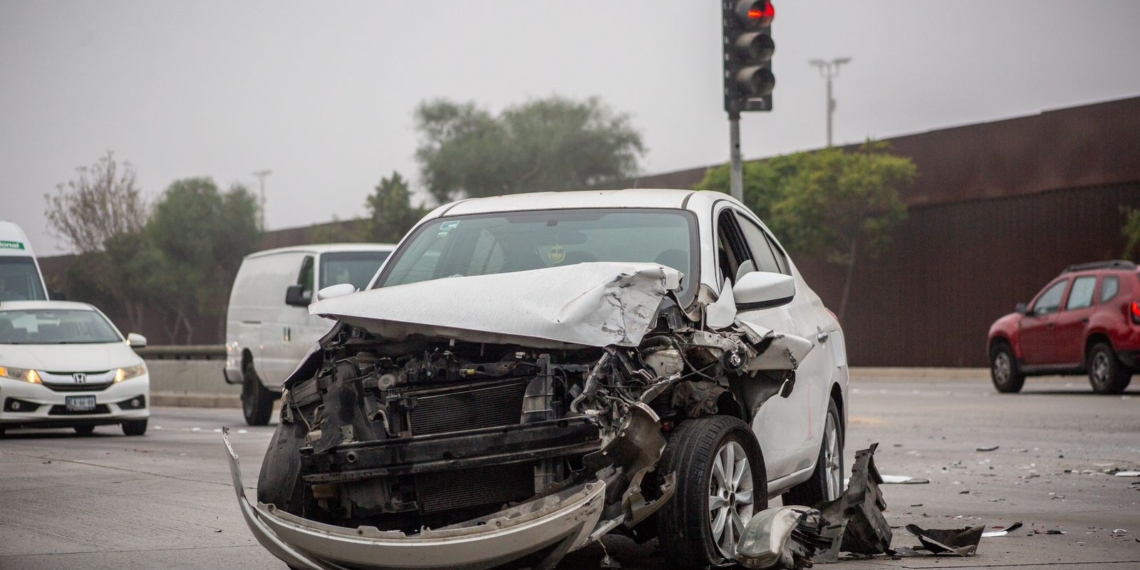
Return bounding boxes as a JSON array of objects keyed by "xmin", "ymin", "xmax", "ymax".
[{"xmin": 135, "ymin": 345, "xmax": 226, "ymax": 360}]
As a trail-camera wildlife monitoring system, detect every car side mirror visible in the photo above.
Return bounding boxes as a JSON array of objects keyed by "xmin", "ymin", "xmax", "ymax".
[
  {"xmin": 1015, "ymin": 302, "xmax": 1029, "ymax": 315},
  {"xmin": 285, "ymin": 285, "xmax": 311, "ymax": 307},
  {"xmin": 126, "ymin": 333, "xmax": 147, "ymax": 348},
  {"xmin": 733, "ymin": 272, "xmax": 795, "ymax": 309},
  {"xmin": 316, "ymin": 283, "xmax": 356, "ymax": 302},
  {"xmin": 50, "ymin": 290, "xmax": 67, "ymax": 300}
]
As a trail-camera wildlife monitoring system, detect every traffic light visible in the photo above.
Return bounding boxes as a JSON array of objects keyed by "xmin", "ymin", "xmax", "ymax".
[{"xmin": 722, "ymin": 0, "xmax": 776, "ymax": 114}]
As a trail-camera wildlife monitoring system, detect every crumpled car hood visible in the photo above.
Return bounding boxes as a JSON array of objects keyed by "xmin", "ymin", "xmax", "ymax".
[{"xmin": 310, "ymin": 262, "xmax": 683, "ymax": 349}]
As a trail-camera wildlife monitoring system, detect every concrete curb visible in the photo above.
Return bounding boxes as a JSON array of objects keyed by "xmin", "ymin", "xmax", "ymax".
[
  {"xmin": 151, "ymin": 392, "xmax": 241, "ymax": 409},
  {"xmin": 848, "ymin": 367, "xmax": 990, "ymax": 380}
]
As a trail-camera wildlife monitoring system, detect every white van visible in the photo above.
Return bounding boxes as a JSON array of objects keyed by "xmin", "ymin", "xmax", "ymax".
[
  {"xmin": 0, "ymin": 221, "xmax": 49, "ymax": 302},
  {"xmin": 223, "ymin": 243, "xmax": 396, "ymax": 425}
]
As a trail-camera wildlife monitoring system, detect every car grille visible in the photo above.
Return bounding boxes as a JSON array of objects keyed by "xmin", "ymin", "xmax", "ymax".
[
  {"xmin": 42, "ymin": 381, "xmax": 114, "ymax": 393},
  {"xmin": 414, "ymin": 463, "xmax": 534, "ymax": 514},
  {"xmin": 408, "ymin": 380, "xmax": 528, "ymax": 436}
]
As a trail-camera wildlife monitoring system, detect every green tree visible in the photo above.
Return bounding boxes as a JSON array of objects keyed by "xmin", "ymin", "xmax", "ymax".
[
  {"xmin": 696, "ymin": 142, "xmax": 916, "ymax": 321},
  {"xmin": 144, "ymin": 178, "xmax": 260, "ymax": 343},
  {"xmin": 1123, "ymin": 207, "xmax": 1140, "ymax": 261},
  {"xmin": 415, "ymin": 96, "xmax": 644, "ymax": 203},
  {"xmin": 361, "ymin": 171, "xmax": 425, "ymax": 243}
]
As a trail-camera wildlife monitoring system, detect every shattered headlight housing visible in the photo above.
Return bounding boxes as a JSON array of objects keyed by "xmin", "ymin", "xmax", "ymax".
[
  {"xmin": 114, "ymin": 363, "xmax": 147, "ymax": 382},
  {"xmin": 0, "ymin": 366, "xmax": 41, "ymax": 383}
]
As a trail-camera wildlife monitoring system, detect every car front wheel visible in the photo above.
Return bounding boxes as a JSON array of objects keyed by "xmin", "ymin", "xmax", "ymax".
[
  {"xmin": 122, "ymin": 419, "xmax": 147, "ymax": 436},
  {"xmin": 657, "ymin": 415, "xmax": 766, "ymax": 568},
  {"xmin": 990, "ymin": 343, "xmax": 1025, "ymax": 393},
  {"xmin": 1088, "ymin": 342, "xmax": 1131, "ymax": 395}
]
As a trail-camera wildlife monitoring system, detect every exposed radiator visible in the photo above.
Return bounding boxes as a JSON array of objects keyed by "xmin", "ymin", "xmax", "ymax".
[{"xmin": 408, "ymin": 380, "xmax": 528, "ymax": 436}]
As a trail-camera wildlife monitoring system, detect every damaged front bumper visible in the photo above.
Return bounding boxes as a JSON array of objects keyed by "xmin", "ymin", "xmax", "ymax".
[{"xmin": 225, "ymin": 428, "xmax": 608, "ymax": 570}]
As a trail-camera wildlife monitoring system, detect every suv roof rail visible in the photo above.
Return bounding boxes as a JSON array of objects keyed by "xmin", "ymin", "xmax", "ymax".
[{"xmin": 1064, "ymin": 260, "xmax": 1137, "ymax": 273}]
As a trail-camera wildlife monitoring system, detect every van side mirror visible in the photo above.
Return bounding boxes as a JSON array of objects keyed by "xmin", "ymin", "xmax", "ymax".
[
  {"xmin": 733, "ymin": 272, "xmax": 796, "ymax": 309},
  {"xmin": 285, "ymin": 285, "xmax": 311, "ymax": 307},
  {"xmin": 50, "ymin": 290, "xmax": 67, "ymax": 300},
  {"xmin": 126, "ymin": 333, "xmax": 147, "ymax": 348},
  {"xmin": 1015, "ymin": 302, "xmax": 1029, "ymax": 315}
]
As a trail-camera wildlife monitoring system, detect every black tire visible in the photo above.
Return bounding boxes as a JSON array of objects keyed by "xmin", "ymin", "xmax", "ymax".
[
  {"xmin": 990, "ymin": 342, "xmax": 1025, "ymax": 393},
  {"xmin": 1088, "ymin": 342, "xmax": 1131, "ymax": 395},
  {"xmin": 657, "ymin": 415, "xmax": 766, "ymax": 569},
  {"xmin": 241, "ymin": 359, "xmax": 274, "ymax": 426},
  {"xmin": 74, "ymin": 425, "xmax": 95, "ymax": 436},
  {"xmin": 122, "ymin": 419, "xmax": 148, "ymax": 436},
  {"xmin": 784, "ymin": 398, "xmax": 844, "ymax": 507}
]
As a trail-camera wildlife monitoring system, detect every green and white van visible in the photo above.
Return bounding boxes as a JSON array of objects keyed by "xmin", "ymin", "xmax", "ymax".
[{"xmin": 0, "ymin": 221, "xmax": 48, "ymax": 302}]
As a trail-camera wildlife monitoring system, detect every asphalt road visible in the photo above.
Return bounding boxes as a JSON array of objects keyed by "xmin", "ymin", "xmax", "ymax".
[{"xmin": 1, "ymin": 376, "xmax": 1138, "ymax": 570}]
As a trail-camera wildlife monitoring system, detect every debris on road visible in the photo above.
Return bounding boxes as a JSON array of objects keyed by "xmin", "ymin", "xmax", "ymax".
[
  {"xmin": 976, "ymin": 445, "xmax": 1000, "ymax": 452},
  {"xmin": 905, "ymin": 523, "xmax": 984, "ymax": 556},
  {"xmin": 981, "ymin": 522, "xmax": 1023, "ymax": 537},
  {"xmin": 1114, "ymin": 471, "xmax": 1140, "ymax": 477},
  {"xmin": 880, "ymin": 474, "xmax": 931, "ymax": 484}
]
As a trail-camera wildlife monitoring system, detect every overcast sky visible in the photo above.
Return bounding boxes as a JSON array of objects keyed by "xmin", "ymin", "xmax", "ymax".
[{"xmin": 3, "ymin": 0, "xmax": 1140, "ymax": 255}]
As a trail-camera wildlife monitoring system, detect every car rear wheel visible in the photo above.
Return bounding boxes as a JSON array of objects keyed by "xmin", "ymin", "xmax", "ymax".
[
  {"xmin": 657, "ymin": 415, "xmax": 766, "ymax": 568},
  {"xmin": 242, "ymin": 359, "xmax": 274, "ymax": 426},
  {"xmin": 122, "ymin": 419, "xmax": 147, "ymax": 436},
  {"xmin": 784, "ymin": 398, "xmax": 844, "ymax": 506},
  {"xmin": 990, "ymin": 343, "xmax": 1025, "ymax": 393},
  {"xmin": 1088, "ymin": 342, "xmax": 1131, "ymax": 395},
  {"xmin": 74, "ymin": 425, "xmax": 95, "ymax": 436}
]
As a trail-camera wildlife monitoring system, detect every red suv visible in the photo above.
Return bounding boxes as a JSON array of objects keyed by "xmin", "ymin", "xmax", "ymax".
[{"xmin": 988, "ymin": 260, "xmax": 1139, "ymax": 394}]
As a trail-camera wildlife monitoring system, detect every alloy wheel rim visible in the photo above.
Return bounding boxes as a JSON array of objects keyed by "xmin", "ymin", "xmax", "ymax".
[
  {"xmin": 709, "ymin": 440, "xmax": 754, "ymax": 559},
  {"xmin": 823, "ymin": 413, "xmax": 843, "ymax": 500},
  {"xmin": 994, "ymin": 352, "xmax": 1011, "ymax": 384},
  {"xmin": 1092, "ymin": 353, "xmax": 1110, "ymax": 385}
]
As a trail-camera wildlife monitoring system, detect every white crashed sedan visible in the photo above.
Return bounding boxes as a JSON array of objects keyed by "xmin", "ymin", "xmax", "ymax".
[
  {"xmin": 0, "ymin": 301, "xmax": 150, "ymax": 437},
  {"xmin": 227, "ymin": 189, "xmax": 849, "ymax": 570}
]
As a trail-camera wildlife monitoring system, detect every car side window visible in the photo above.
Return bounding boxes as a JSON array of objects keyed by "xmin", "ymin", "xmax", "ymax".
[
  {"xmin": 1065, "ymin": 276, "xmax": 1097, "ymax": 310},
  {"xmin": 1031, "ymin": 280, "xmax": 1068, "ymax": 315},
  {"xmin": 714, "ymin": 209, "xmax": 750, "ymax": 287},
  {"xmin": 1100, "ymin": 276, "xmax": 1120, "ymax": 303},
  {"xmin": 736, "ymin": 214, "xmax": 788, "ymax": 275},
  {"xmin": 296, "ymin": 256, "xmax": 315, "ymax": 300}
]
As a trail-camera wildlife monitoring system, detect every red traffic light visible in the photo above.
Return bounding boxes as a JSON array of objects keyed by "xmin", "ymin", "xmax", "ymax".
[{"xmin": 747, "ymin": 3, "xmax": 775, "ymax": 25}]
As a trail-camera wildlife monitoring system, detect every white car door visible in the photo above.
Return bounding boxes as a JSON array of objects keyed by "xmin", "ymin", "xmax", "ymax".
[{"xmin": 713, "ymin": 206, "xmax": 832, "ymax": 481}]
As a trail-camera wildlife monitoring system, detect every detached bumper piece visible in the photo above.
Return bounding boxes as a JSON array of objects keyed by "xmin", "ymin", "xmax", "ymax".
[{"xmin": 226, "ymin": 427, "xmax": 609, "ymax": 570}]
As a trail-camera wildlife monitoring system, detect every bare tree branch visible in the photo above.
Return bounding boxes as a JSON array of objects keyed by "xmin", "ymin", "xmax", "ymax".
[{"xmin": 44, "ymin": 151, "xmax": 148, "ymax": 253}]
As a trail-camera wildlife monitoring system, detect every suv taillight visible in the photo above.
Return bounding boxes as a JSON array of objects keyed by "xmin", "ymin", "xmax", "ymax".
[{"xmin": 1132, "ymin": 301, "xmax": 1140, "ymax": 324}]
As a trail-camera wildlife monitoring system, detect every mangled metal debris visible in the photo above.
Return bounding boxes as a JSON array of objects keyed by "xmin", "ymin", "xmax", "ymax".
[
  {"xmin": 816, "ymin": 443, "xmax": 893, "ymax": 558},
  {"xmin": 905, "ymin": 523, "xmax": 984, "ymax": 556}
]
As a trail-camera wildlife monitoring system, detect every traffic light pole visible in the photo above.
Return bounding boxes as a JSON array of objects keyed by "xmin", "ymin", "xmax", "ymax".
[{"xmin": 729, "ymin": 112, "xmax": 743, "ymax": 201}]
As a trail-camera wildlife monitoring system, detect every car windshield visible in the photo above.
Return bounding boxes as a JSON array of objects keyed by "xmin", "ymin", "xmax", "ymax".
[
  {"xmin": 376, "ymin": 209, "xmax": 698, "ymax": 303},
  {"xmin": 0, "ymin": 309, "xmax": 121, "ymax": 345},
  {"xmin": 0, "ymin": 257, "xmax": 47, "ymax": 301},
  {"xmin": 320, "ymin": 251, "xmax": 391, "ymax": 290}
]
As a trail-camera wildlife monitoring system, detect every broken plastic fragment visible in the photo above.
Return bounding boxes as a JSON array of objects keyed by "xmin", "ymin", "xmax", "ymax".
[
  {"xmin": 1114, "ymin": 471, "xmax": 1140, "ymax": 477},
  {"xmin": 880, "ymin": 474, "xmax": 931, "ymax": 484},
  {"xmin": 982, "ymin": 521, "xmax": 1023, "ymax": 537},
  {"xmin": 815, "ymin": 443, "xmax": 892, "ymax": 558},
  {"xmin": 976, "ymin": 445, "xmax": 1000, "ymax": 452},
  {"xmin": 736, "ymin": 507, "xmax": 838, "ymax": 569},
  {"xmin": 905, "ymin": 524, "xmax": 984, "ymax": 556}
]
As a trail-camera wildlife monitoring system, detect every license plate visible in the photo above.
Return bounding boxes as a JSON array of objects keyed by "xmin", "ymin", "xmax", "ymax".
[{"xmin": 66, "ymin": 396, "xmax": 96, "ymax": 412}]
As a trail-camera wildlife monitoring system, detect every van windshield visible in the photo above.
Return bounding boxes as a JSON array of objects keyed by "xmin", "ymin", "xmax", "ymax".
[
  {"xmin": 320, "ymin": 251, "xmax": 391, "ymax": 291},
  {"xmin": 375, "ymin": 209, "xmax": 698, "ymax": 304},
  {"xmin": 0, "ymin": 257, "xmax": 47, "ymax": 301},
  {"xmin": 0, "ymin": 309, "xmax": 121, "ymax": 345}
]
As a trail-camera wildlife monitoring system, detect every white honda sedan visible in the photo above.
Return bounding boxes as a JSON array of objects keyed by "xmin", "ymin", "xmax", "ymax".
[
  {"xmin": 228, "ymin": 189, "xmax": 849, "ymax": 570},
  {"xmin": 0, "ymin": 301, "xmax": 150, "ymax": 437}
]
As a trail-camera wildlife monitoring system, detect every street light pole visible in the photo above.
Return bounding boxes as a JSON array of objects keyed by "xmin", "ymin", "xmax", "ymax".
[
  {"xmin": 252, "ymin": 169, "xmax": 272, "ymax": 231},
  {"xmin": 808, "ymin": 58, "xmax": 851, "ymax": 147}
]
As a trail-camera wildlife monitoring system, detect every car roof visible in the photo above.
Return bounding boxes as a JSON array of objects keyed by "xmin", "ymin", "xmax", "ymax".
[
  {"xmin": 247, "ymin": 243, "xmax": 398, "ymax": 259},
  {"xmin": 0, "ymin": 300, "xmax": 95, "ymax": 312},
  {"xmin": 437, "ymin": 189, "xmax": 699, "ymax": 217}
]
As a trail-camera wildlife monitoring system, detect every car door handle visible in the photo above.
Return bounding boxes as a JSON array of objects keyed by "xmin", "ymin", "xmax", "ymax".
[
  {"xmin": 1046, "ymin": 322, "xmax": 1055, "ymax": 329},
  {"xmin": 1080, "ymin": 318, "xmax": 1089, "ymax": 324},
  {"xmin": 817, "ymin": 331, "xmax": 829, "ymax": 343}
]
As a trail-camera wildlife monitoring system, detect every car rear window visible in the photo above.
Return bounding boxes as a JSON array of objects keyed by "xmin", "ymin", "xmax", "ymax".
[{"xmin": 1101, "ymin": 276, "xmax": 1120, "ymax": 303}]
